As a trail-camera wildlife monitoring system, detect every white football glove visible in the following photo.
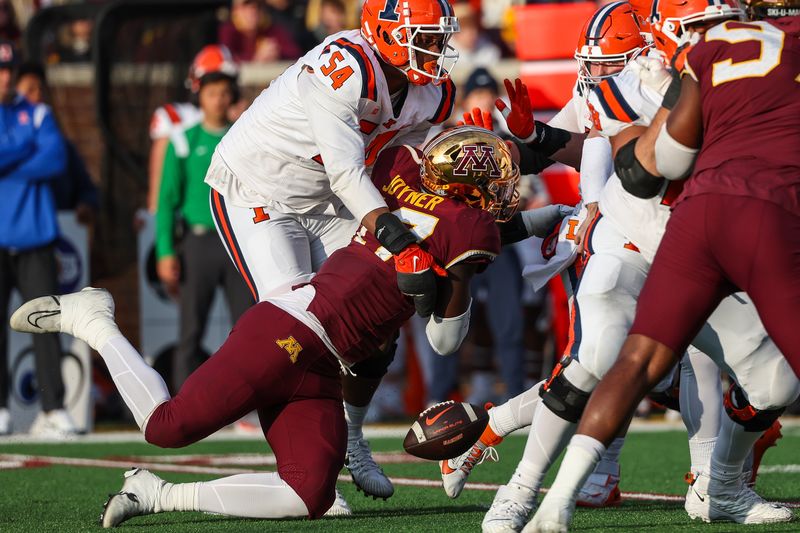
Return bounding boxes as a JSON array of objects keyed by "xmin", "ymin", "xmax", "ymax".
[{"xmin": 631, "ymin": 56, "xmax": 673, "ymax": 97}]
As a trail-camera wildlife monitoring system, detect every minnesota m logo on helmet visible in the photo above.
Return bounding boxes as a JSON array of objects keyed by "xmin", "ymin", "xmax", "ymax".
[{"xmin": 453, "ymin": 145, "xmax": 502, "ymax": 178}]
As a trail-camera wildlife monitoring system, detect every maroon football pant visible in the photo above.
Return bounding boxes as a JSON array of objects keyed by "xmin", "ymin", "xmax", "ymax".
[
  {"xmin": 144, "ymin": 302, "xmax": 346, "ymax": 518},
  {"xmin": 631, "ymin": 194, "xmax": 800, "ymax": 376}
]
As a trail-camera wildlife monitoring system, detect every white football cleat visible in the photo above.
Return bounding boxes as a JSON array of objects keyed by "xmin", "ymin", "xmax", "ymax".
[
  {"xmin": 323, "ymin": 488, "xmax": 352, "ymax": 517},
  {"xmin": 576, "ymin": 460, "xmax": 621, "ymax": 507},
  {"xmin": 685, "ymin": 470, "xmax": 793, "ymax": 524},
  {"xmin": 10, "ymin": 287, "xmax": 119, "ymax": 351},
  {"xmin": 482, "ymin": 483, "xmax": 537, "ymax": 533},
  {"xmin": 441, "ymin": 442, "xmax": 499, "ymax": 499},
  {"xmin": 523, "ymin": 493, "xmax": 575, "ymax": 533},
  {"xmin": 101, "ymin": 468, "xmax": 165, "ymax": 528},
  {"xmin": 29, "ymin": 409, "xmax": 79, "ymax": 439},
  {"xmin": 346, "ymin": 438, "xmax": 394, "ymax": 500}
]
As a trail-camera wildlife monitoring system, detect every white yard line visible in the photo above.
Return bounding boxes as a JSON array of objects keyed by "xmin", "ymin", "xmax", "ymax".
[{"xmin": 1, "ymin": 453, "xmax": 798, "ymax": 508}]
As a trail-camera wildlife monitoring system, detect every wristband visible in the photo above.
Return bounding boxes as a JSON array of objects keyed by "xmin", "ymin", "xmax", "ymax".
[{"xmin": 375, "ymin": 213, "xmax": 417, "ymax": 255}]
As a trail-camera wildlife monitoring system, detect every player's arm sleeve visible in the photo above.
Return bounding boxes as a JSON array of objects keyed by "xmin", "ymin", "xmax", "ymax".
[
  {"xmin": 155, "ymin": 142, "xmax": 182, "ymax": 259},
  {"xmin": 391, "ymin": 122, "xmax": 430, "ymax": 149},
  {"xmin": 298, "ymin": 69, "xmax": 387, "ymax": 222},
  {"xmin": 0, "ymin": 106, "xmax": 66, "ymax": 183},
  {"xmin": 547, "ymin": 98, "xmax": 582, "ymax": 133},
  {"xmin": 426, "ymin": 302, "xmax": 471, "ymax": 356},
  {"xmin": 579, "ymin": 134, "xmax": 613, "ymax": 204}
]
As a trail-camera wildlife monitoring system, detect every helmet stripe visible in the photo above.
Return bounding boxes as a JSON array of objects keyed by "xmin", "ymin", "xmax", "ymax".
[
  {"xmin": 586, "ymin": 1, "xmax": 624, "ymax": 45},
  {"xmin": 436, "ymin": 0, "xmax": 454, "ymax": 18}
]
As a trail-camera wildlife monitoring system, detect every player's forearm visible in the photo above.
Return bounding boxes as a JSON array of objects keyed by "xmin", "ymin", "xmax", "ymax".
[
  {"xmin": 515, "ymin": 126, "xmax": 585, "ymax": 173},
  {"xmin": 579, "ymin": 135, "xmax": 613, "ymax": 204},
  {"xmin": 633, "ymin": 107, "xmax": 670, "ymax": 175}
]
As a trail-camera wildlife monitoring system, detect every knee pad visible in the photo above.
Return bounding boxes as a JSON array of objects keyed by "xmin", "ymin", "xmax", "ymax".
[
  {"xmin": 349, "ymin": 336, "xmax": 398, "ymax": 379},
  {"xmin": 539, "ymin": 358, "xmax": 594, "ymax": 423},
  {"xmin": 724, "ymin": 383, "xmax": 785, "ymax": 432}
]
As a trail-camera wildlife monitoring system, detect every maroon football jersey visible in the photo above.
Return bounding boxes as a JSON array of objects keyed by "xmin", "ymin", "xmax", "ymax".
[
  {"xmin": 676, "ymin": 18, "xmax": 800, "ymax": 215},
  {"xmin": 308, "ymin": 145, "xmax": 501, "ymax": 365}
]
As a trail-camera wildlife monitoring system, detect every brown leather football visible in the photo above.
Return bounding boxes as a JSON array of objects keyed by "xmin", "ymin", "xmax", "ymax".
[{"xmin": 403, "ymin": 401, "xmax": 489, "ymax": 461}]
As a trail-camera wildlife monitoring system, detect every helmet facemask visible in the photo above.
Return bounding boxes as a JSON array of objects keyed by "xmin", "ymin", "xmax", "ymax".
[
  {"xmin": 394, "ymin": 17, "xmax": 460, "ymax": 85},
  {"xmin": 575, "ymin": 46, "xmax": 646, "ymax": 95}
]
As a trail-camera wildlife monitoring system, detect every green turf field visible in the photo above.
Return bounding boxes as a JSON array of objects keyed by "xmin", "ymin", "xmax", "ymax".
[{"xmin": 0, "ymin": 427, "xmax": 798, "ymax": 532}]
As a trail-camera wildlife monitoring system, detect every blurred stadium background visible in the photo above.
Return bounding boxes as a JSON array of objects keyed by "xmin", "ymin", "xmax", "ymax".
[{"xmin": 3, "ymin": 0, "xmax": 797, "ymax": 433}]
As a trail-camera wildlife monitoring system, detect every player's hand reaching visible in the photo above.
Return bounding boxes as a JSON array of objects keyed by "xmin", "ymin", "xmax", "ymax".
[
  {"xmin": 574, "ymin": 202, "xmax": 598, "ymax": 255},
  {"xmin": 394, "ymin": 244, "xmax": 448, "ymax": 318},
  {"xmin": 373, "ymin": 212, "xmax": 447, "ymax": 317},
  {"xmin": 496, "ymin": 78, "xmax": 536, "ymax": 143},
  {"xmin": 457, "ymin": 107, "xmax": 494, "ymax": 131}
]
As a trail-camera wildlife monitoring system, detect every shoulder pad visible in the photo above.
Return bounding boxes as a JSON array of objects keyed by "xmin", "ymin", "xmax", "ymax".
[
  {"xmin": 587, "ymin": 69, "xmax": 662, "ymax": 137},
  {"xmin": 308, "ymin": 37, "xmax": 377, "ymax": 101}
]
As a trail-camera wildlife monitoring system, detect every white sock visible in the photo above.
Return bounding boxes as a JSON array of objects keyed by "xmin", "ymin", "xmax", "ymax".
[
  {"xmin": 711, "ymin": 411, "xmax": 761, "ymax": 482},
  {"xmin": 489, "ymin": 380, "xmax": 544, "ymax": 437},
  {"xmin": 160, "ymin": 481, "xmax": 199, "ymax": 512},
  {"xmin": 547, "ymin": 434, "xmax": 606, "ymax": 500},
  {"xmin": 510, "ymin": 401, "xmax": 576, "ymax": 492},
  {"xmin": 688, "ymin": 437, "xmax": 717, "ymax": 474},
  {"xmin": 344, "ymin": 402, "xmax": 369, "ymax": 445},
  {"xmin": 99, "ymin": 335, "xmax": 170, "ymax": 430},
  {"xmin": 601, "ymin": 437, "xmax": 625, "ymax": 465},
  {"xmin": 196, "ymin": 473, "xmax": 308, "ymax": 518},
  {"xmin": 680, "ymin": 349, "xmax": 721, "ymax": 473}
]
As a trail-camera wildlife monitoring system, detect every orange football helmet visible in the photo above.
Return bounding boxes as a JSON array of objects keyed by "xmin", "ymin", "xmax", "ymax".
[
  {"xmin": 361, "ymin": 0, "xmax": 459, "ymax": 86},
  {"xmin": 187, "ymin": 44, "xmax": 238, "ymax": 93},
  {"xmin": 628, "ymin": 0, "xmax": 655, "ymax": 42},
  {"xmin": 575, "ymin": 2, "xmax": 648, "ymax": 94},
  {"xmin": 651, "ymin": 0, "xmax": 744, "ymax": 60}
]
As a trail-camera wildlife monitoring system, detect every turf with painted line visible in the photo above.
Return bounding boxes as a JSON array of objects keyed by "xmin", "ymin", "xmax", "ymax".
[{"xmin": 0, "ymin": 430, "xmax": 797, "ymax": 532}]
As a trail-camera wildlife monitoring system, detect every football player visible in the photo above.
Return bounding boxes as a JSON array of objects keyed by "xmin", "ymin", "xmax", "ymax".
[
  {"xmin": 11, "ymin": 127, "xmax": 567, "ymax": 527},
  {"xmin": 440, "ymin": 2, "xmax": 652, "ymax": 518},
  {"xmin": 205, "ymin": 0, "xmax": 462, "ymax": 499},
  {"xmin": 147, "ymin": 45, "xmax": 236, "ymax": 212},
  {"xmin": 528, "ymin": 2, "xmax": 800, "ymax": 531}
]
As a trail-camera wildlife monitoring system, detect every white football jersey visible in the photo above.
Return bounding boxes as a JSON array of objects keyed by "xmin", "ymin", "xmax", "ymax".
[
  {"xmin": 588, "ymin": 62, "xmax": 672, "ymax": 263},
  {"xmin": 547, "ymin": 82, "xmax": 592, "ymax": 135},
  {"xmin": 208, "ymin": 29, "xmax": 456, "ymax": 223},
  {"xmin": 149, "ymin": 102, "xmax": 203, "ymax": 157}
]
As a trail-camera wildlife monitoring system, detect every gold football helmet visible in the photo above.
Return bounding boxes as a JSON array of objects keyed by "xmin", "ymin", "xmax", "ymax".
[{"xmin": 421, "ymin": 126, "xmax": 520, "ymax": 222}]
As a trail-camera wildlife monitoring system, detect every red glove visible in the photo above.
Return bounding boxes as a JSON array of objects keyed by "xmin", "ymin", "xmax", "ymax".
[
  {"xmin": 495, "ymin": 78, "xmax": 536, "ymax": 143},
  {"xmin": 394, "ymin": 244, "xmax": 447, "ymax": 318},
  {"xmin": 457, "ymin": 107, "xmax": 494, "ymax": 131}
]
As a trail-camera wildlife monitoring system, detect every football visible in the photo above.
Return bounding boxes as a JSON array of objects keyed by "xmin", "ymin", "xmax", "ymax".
[{"xmin": 403, "ymin": 401, "xmax": 489, "ymax": 461}]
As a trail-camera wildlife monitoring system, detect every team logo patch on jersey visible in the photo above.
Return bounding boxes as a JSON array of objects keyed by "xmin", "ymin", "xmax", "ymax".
[
  {"xmin": 276, "ymin": 336, "xmax": 303, "ymax": 364},
  {"xmin": 453, "ymin": 145, "xmax": 501, "ymax": 178}
]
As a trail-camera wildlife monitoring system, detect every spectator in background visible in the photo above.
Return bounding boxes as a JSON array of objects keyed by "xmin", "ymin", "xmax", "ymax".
[
  {"xmin": 307, "ymin": 0, "xmax": 348, "ymax": 43},
  {"xmin": 50, "ymin": 18, "xmax": 93, "ymax": 63},
  {"xmin": 219, "ymin": 0, "xmax": 302, "ymax": 63},
  {"xmin": 15, "ymin": 62, "xmax": 99, "ymax": 224},
  {"xmin": 0, "ymin": 40, "xmax": 76, "ymax": 437},
  {"xmin": 450, "ymin": 2, "xmax": 501, "ymax": 68},
  {"xmin": 155, "ymin": 60, "xmax": 252, "ymax": 392},
  {"xmin": 146, "ymin": 45, "xmax": 239, "ymax": 214},
  {"xmin": 0, "ymin": 0, "xmax": 19, "ymax": 45},
  {"xmin": 265, "ymin": 0, "xmax": 318, "ymax": 52}
]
